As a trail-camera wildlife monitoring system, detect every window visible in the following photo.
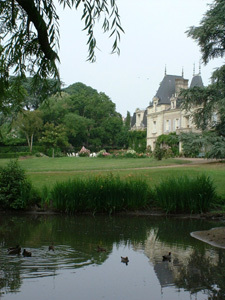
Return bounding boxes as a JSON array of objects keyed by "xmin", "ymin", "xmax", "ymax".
[
  {"xmin": 153, "ymin": 120, "xmax": 157, "ymax": 133},
  {"xmin": 165, "ymin": 120, "xmax": 171, "ymax": 132}
]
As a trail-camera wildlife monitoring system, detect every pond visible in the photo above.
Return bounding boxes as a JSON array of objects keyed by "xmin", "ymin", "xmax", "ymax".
[{"xmin": 0, "ymin": 214, "xmax": 225, "ymax": 300}]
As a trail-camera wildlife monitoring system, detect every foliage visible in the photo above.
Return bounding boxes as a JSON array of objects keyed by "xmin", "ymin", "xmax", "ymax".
[
  {"xmin": 0, "ymin": 156, "xmax": 224, "ymax": 200},
  {"xmin": 21, "ymin": 77, "xmax": 61, "ymax": 110},
  {"xmin": 40, "ymin": 123, "xmax": 69, "ymax": 157},
  {"xmin": 204, "ymin": 133, "xmax": 225, "ymax": 159},
  {"xmin": 153, "ymin": 145, "xmax": 164, "ymax": 160},
  {"xmin": 0, "ymin": 0, "xmax": 123, "ymax": 85},
  {"xmin": 128, "ymin": 130, "xmax": 147, "ymax": 153},
  {"xmin": 156, "ymin": 133, "xmax": 179, "ymax": 157},
  {"xmin": 0, "ymin": 75, "xmax": 27, "ymax": 118},
  {"xmin": 180, "ymin": 0, "xmax": 225, "ymax": 159},
  {"xmin": 154, "ymin": 175, "xmax": 217, "ymax": 213},
  {"xmin": 125, "ymin": 149, "xmax": 137, "ymax": 158},
  {"xmin": 187, "ymin": 0, "xmax": 225, "ymax": 64},
  {"xmin": 0, "ymin": 160, "xmax": 35, "ymax": 209},
  {"xmin": 180, "ymin": 84, "xmax": 224, "ymax": 135},
  {"xmin": 50, "ymin": 174, "xmax": 151, "ymax": 214},
  {"xmin": 116, "ymin": 126, "xmax": 129, "ymax": 149},
  {"xmin": 0, "ymin": 152, "xmax": 32, "ymax": 159},
  {"xmin": 78, "ymin": 146, "xmax": 90, "ymax": 157},
  {"xmin": 180, "ymin": 131, "xmax": 225, "ymax": 159},
  {"xmin": 40, "ymin": 83, "xmax": 124, "ymax": 150},
  {"xmin": 14, "ymin": 110, "xmax": 43, "ymax": 152},
  {"xmin": 124, "ymin": 111, "xmax": 131, "ymax": 128},
  {"xmin": 179, "ymin": 132, "xmax": 203, "ymax": 157},
  {"xmin": 97, "ymin": 149, "xmax": 111, "ymax": 157}
]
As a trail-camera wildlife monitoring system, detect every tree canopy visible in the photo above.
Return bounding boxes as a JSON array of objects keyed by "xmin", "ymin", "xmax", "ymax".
[
  {"xmin": 39, "ymin": 82, "xmax": 124, "ymax": 150},
  {"xmin": 0, "ymin": 0, "xmax": 123, "ymax": 82},
  {"xmin": 187, "ymin": 0, "xmax": 225, "ymax": 64},
  {"xmin": 181, "ymin": 0, "xmax": 225, "ymax": 158}
]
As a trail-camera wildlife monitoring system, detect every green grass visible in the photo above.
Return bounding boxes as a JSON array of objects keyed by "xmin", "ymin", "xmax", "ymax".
[
  {"xmin": 154, "ymin": 175, "xmax": 217, "ymax": 213},
  {"xmin": 0, "ymin": 157, "xmax": 224, "ymax": 200},
  {"xmin": 0, "ymin": 156, "xmax": 191, "ymax": 172},
  {"xmin": 51, "ymin": 174, "xmax": 151, "ymax": 214}
]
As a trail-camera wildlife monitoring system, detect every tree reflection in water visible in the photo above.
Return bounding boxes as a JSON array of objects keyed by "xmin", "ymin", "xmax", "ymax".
[
  {"xmin": 0, "ymin": 214, "xmax": 224, "ymax": 299},
  {"xmin": 174, "ymin": 249, "xmax": 225, "ymax": 300}
]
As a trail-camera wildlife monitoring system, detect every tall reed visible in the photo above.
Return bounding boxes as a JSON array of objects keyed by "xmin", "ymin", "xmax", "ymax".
[
  {"xmin": 154, "ymin": 174, "xmax": 216, "ymax": 213},
  {"xmin": 50, "ymin": 174, "xmax": 151, "ymax": 214}
]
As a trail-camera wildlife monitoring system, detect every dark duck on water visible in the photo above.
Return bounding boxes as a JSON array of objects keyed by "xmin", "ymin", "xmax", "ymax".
[
  {"xmin": 8, "ymin": 245, "xmax": 21, "ymax": 255},
  {"xmin": 162, "ymin": 252, "xmax": 171, "ymax": 261}
]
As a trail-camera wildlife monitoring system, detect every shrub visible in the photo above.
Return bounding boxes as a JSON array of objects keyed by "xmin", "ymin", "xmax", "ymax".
[
  {"xmin": 153, "ymin": 145, "xmax": 164, "ymax": 160},
  {"xmin": 125, "ymin": 149, "xmax": 137, "ymax": 158},
  {"xmin": 0, "ymin": 152, "xmax": 32, "ymax": 159},
  {"xmin": 97, "ymin": 149, "xmax": 111, "ymax": 157},
  {"xmin": 50, "ymin": 174, "xmax": 152, "ymax": 214},
  {"xmin": 78, "ymin": 146, "xmax": 90, "ymax": 157},
  {"xmin": 154, "ymin": 174, "xmax": 217, "ymax": 213},
  {"xmin": 0, "ymin": 160, "xmax": 36, "ymax": 209}
]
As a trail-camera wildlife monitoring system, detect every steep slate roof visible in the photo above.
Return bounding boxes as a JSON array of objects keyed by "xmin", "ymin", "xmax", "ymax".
[
  {"xmin": 130, "ymin": 112, "xmax": 136, "ymax": 127},
  {"xmin": 155, "ymin": 75, "xmax": 183, "ymax": 104},
  {"xmin": 190, "ymin": 74, "xmax": 204, "ymax": 88},
  {"xmin": 142, "ymin": 109, "xmax": 147, "ymax": 127}
]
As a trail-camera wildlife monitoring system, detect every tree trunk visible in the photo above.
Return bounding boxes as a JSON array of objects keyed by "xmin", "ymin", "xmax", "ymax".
[
  {"xmin": 30, "ymin": 134, "xmax": 33, "ymax": 152},
  {"xmin": 25, "ymin": 134, "xmax": 30, "ymax": 152}
]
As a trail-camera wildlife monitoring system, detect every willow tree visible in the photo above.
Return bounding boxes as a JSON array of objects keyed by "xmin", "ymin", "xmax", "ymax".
[{"xmin": 0, "ymin": 0, "xmax": 124, "ymax": 107}]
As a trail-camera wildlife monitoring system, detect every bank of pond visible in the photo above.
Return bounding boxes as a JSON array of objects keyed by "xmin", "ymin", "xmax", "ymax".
[{"xmin": 0, "ymin": 160, "xmax": 223, "ymax": 215}]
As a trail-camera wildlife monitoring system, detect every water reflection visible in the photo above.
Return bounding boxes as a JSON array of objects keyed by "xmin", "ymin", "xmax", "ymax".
[{"xmin": 0, "ymin": 214, "xmax": 224, "ymax": 300}]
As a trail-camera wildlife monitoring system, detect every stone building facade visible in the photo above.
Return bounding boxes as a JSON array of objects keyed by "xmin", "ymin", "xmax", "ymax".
[
  {"xmin": 146, "ymin": 72, "xmax": 203, "ymax": 151},
  {"xmin": 130, "ymin": 69, "xmax": 204, "ymax": 151},
  {"xmin": 130, "ymin": 108, "xmax": 147, "ymax": 131}
]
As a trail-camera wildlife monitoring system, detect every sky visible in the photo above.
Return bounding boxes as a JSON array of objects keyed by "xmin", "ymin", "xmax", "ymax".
[{"xmin": 56, "ymin": 0, "xmax": 224, "ymax": 117}]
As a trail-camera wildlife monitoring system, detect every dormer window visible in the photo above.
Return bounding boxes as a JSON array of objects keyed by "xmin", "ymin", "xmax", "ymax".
[
  {"xmin": 153, "ymin": 97, "xmax": 159, "ymax": 112},
  {"xmin": 170, "ymin": 97, "xmax": 176, "ymax": 109}
]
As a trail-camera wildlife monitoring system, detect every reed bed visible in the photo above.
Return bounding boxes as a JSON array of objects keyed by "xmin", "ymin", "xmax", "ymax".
[
  {"xmin": 154, "ymin": 174, "xmax": 217, "ymax": 213},
  {"xmin": 50, "ymin": 174, "xmax": 151, "ymax": 214}
]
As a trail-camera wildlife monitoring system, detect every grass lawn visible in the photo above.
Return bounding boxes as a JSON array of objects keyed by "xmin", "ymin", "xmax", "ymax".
[{"xmin": 0, "ymin": 157, "xmax": 225, "ymax": 199}]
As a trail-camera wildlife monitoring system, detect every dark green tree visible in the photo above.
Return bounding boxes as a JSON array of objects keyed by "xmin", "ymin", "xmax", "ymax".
[
  {"xmin": 125, "ymin": 111, "xmax": 131, "ymax": 128},
  {"xmin": 180, "ymin": 0, "xmax": 225, "ymax": 158},
  {"xmin": 22, "ymin": 77, "xmax": 61, "ymax": 110},
  {"xmin": 40, "ymin": 123, "xmax": 69, "ymax": 157},
  {"xmin": 187, "ymin": 0, "xmax": 225, "ymax": 64},
  {"xmin": 40, "ymin": 82, "xmax": 123, "ymax": 150},
  {"xmin": 14, "ymin": 110, "xmax": 43, "ymax": 152},
  {"xmin": 128, "ymin": 130, "xmax": 146, "ymax": 153}
]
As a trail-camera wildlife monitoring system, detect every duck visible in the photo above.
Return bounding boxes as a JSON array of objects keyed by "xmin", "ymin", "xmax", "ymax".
[
  {"xmin": 97, "ymin": 245, "xmax": 106, "ymax": 252},
  {"xmin": 162, "ymin": 252, "xmax": 171, "ymax": 261},
  {"xmin": 7, "ymin": 245, "xmax": 21, "ymax": 255},
  {"xmin": 23, "ymin": 249, "xmax": 32, "ymax": 257},
  {"xmin": 49, "ymin": 243, "xmax": 55, "ymax": 251},
  {"xmin": 121, "ymin": 256, "xmax": 129, "ymax": 264}
]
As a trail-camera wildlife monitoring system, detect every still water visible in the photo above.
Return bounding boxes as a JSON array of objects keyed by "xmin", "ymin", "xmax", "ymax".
[{"xmin": 0, "ymin": 214, "xmax": 224, "ymax": 300}]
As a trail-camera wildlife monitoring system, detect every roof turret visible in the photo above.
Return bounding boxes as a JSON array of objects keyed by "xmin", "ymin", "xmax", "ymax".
[
  {"xmin": 155, "ymin": 75, "xmax": 183, "ymax": 104},
  {"xmin": 190, "ymin": 75, "xmax": 204, "ymax": 88}
]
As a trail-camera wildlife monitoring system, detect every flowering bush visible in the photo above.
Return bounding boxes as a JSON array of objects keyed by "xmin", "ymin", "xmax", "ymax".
[
  {"xmin": 97, "ymin": 149, "xmax": 111, "ymax": 158},
  {"xmin": 78, "ymin": 146, "xmax": 90, "ymax": 157},
  {"xmin": 109, "ymin": 149, "xmax": 152, "ymax": 158},
  {"xmin": 125, "ymin": 149, "xmax": 137, "ymax": 158}
]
